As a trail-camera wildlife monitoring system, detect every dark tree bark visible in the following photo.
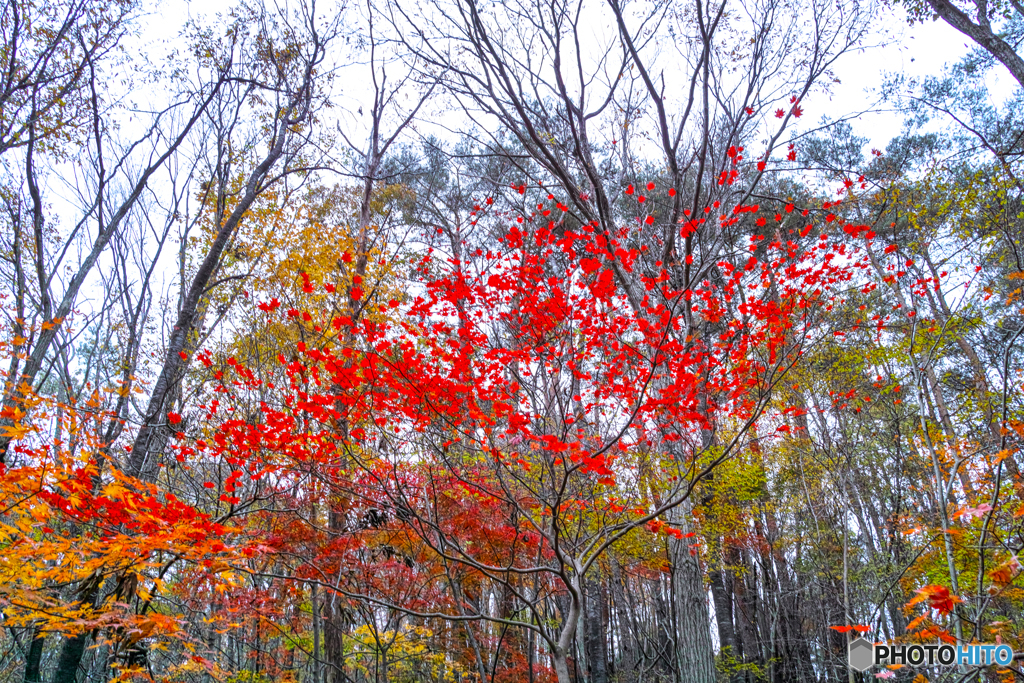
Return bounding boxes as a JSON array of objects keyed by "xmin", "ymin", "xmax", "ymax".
[
  {"xmin": 583, "ymin": 577, "xmax": 609, "ymax": 683},
  {"xmin": 709, "ymin": 566, "xmax": 738, "ymax": 659},
  {"xmin": 609, "ymin": 560, "xmax": 638, "ymax": 681},
  {"xmin": 22, "ymin": 627, "xmax": 44, "ymax": 683},
  {"xmin": 49, "ymin": 575, "xmax": 101, "ymax": 683}
]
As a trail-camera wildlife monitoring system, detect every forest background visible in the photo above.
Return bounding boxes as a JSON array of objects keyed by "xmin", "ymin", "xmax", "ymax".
[{"xmin": 1, "ymin": 0, "xmax": 1023, "ymax": 681}]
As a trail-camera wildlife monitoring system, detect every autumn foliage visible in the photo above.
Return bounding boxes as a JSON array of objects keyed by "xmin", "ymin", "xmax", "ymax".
[
  {"xmin": 0, "ymin": 175, "xmax": 879, "ymax": 681},
  {"xmin": 4, "ymin": 0, "xmax": 1024, "ymax": 680}
]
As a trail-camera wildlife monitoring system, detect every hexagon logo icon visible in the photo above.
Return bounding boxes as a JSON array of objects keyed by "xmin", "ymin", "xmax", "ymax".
[{"xmin": 848, "ymin": 637, "xmax": 874, "ymax": 672}]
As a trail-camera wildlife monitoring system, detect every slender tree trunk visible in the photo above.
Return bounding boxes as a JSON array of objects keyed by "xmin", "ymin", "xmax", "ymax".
[
  {"xmin": 324, "ymin": 507, "xmax": 348, "ymax": 683},
  {"xmin": 583, "ymin": 577, "xmax": 609, "ymax": 683},
  {"xmin": 312, "ymin": 583, "xmax": 322, "ymax": 683},
  {"xmin": 128, "ymin": 127, "xmax": 289, "ymax": 480},
  {"xmin": 709, "ymin": 566, "xmax": 737, "ymax": 655},
  {"xmin": 922, "ymin": 249, "xmax": 1011, "ymax": 472},
  {"xmin": 652, "ymin": 578, "xmax": 674, "ymax": 678},
  {"xmin": 549, "ymin": 578, "xmax": 583, "ymax": 683},
  {"xmin": 610, "ymin": 560, "xmax": 638, "ymax": 682},
  {"xmin": 762, "ymin": 511, "xmax": 815, "ymax": 683}
]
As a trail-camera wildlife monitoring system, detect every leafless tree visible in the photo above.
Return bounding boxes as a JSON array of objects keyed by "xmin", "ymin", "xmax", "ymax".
[
  {"xmin": 0, "ymin": 1, "xmax": 228, "ymax": 461},
  {"xmin": 127, "ymin": 0, "xmax": 343, "ymax": 481}
]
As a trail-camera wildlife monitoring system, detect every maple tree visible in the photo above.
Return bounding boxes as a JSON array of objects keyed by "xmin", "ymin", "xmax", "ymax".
[
  {"xmin": 0, "ymin": 177, "xmax": 864, "ymax": 683},
  {"xmin": 163, "ymin": 176, "xmax": 860, "ymax": 683}
]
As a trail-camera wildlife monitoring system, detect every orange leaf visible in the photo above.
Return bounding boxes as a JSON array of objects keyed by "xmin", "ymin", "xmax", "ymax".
[
  {"xmin": 918, "ymin": 626, "xmax": 957, "ymax": 644},
  {"xmin": 906, "ymin": 614, "xmax": 927, "ymax": 631},
  {"xmin": 989, "ymin": 555, "xmax": 1022, "ymax": 588}
]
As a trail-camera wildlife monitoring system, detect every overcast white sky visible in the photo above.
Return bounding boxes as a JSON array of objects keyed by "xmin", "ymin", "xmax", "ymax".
[
  {"xmin": 805, "ymin": 7, "xmax": 1012, "ymax": 146},
  {"xmin": 148, "ymin": 0, "xmax": 1010, "ymax": 159}
]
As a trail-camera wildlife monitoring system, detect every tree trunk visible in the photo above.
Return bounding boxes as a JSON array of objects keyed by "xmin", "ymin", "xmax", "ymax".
[
  {"xmin": 925, "ymin": 0, "xmax": 1024, "ymax": 89},
  {"xmin": 311, "ymin": 583, "xmax": 322, "ymax": 683},
  {"xmin": 550, "ymin": 578, "xmax": 583, "ymax": 683},
  {"xmin": 552, "ymin": 654, "xmax": 572, "ymax": 683},
  {"xmin": 23, "ymin": 626, "xmax": 44, "ymax": 683},
  {"xmin": 324, "ymin": 507, "xmax": 349, "ymax": 683},
  {"xmin": 670, "ymin": 505, "xmax": 716, "ymax": 683},
  {"xmin": 709, "ymin": 565, "xmax": 736, "ymax": 648},
  {"xmin": 128, "ymin": 126, "xmax": 289, "ymax": 480},
  {"xmin": 610, "ymin": 560, "xmax": 638, "ymax": 681},
  {"xmin": 583, "ymin": 577, "xmax": 609, "ymax": 683},
  {"xmin": 731, "ymin": 549, "xmax": 761, "ymax": 677},
  {"xmin": 51, "ymin": 633, "xmax": 88, "ymax": 683},
  {"xmin": 762, "ymin": 511, "xmax": 816, "ymax": 683},
  {"xmin": 49, "ymin": 573, "xmax": 103, "ymax": 683}
]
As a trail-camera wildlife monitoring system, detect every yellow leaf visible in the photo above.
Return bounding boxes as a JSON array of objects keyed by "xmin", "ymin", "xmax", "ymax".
[{"xmin": 0, "ymin": 424, "xmax": 31, "ymax": 439}]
